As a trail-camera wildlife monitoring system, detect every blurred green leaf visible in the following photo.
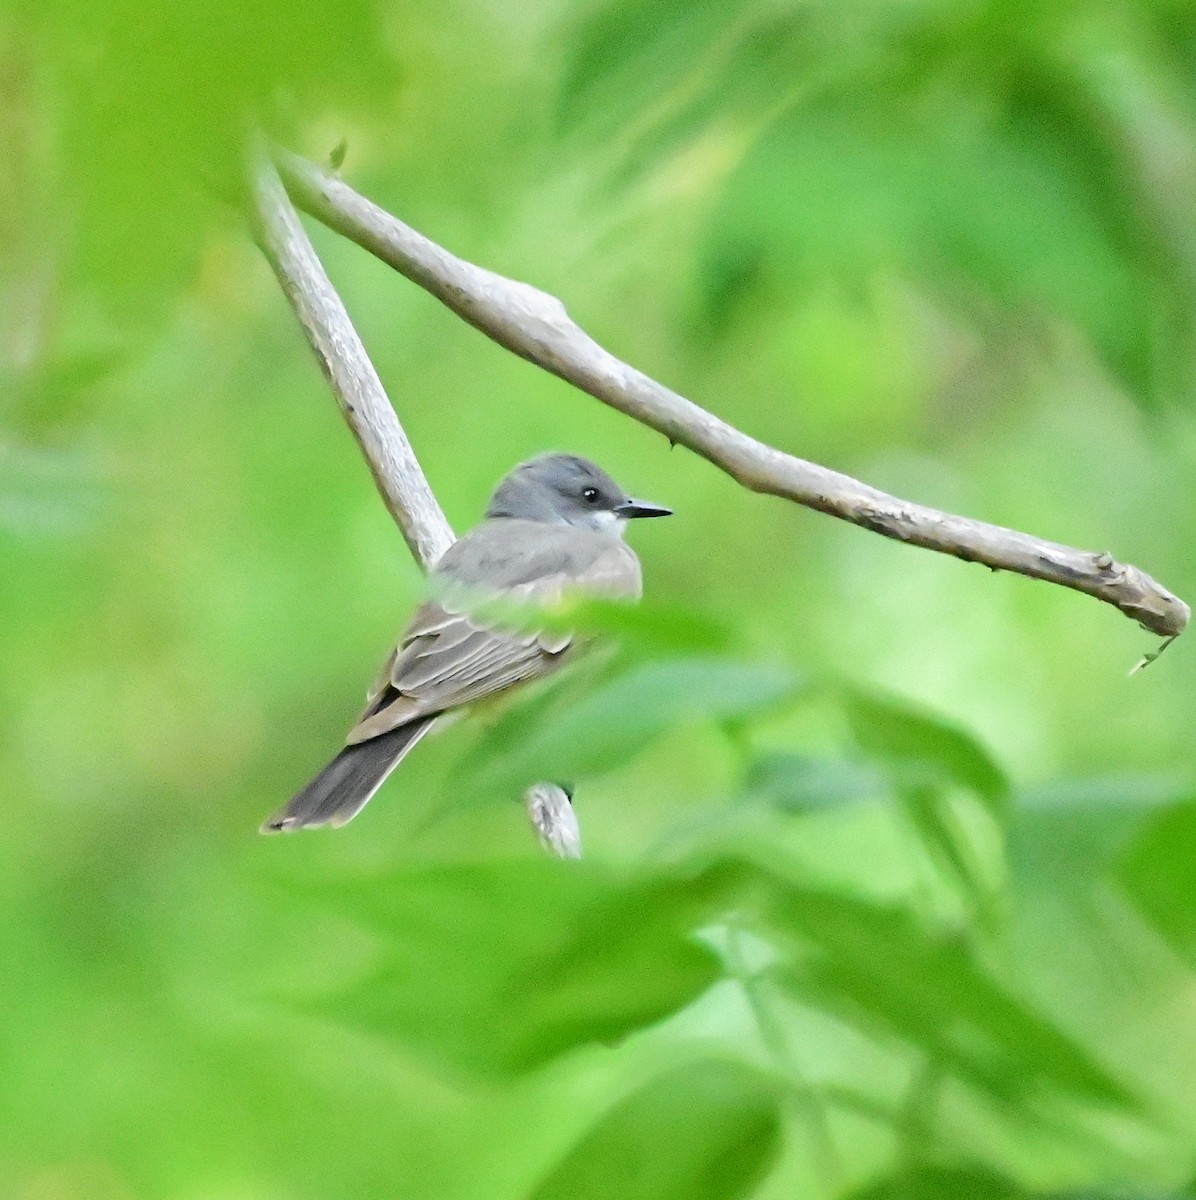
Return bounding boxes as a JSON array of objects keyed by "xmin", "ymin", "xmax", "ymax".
[
  {"xmin": 846, "ymin": 1164, "xmax": 1026, "ymax": 1200},
  {"xmin": 288, "ymin": 860, "xmax": 724, "ymax": 1075},
  {"xmin": 1118, "ymin": 794, "xmax": 1196, "ymax": 966},
  {"xmin": 845, "ymin": 688, "xmax": 1008, "ymax": 920},
  {"xmin": 760, "ymin": 882, "xmax": 1129, "ymax": 1107},
  {"xmin": 697, "ymin": 74, "xmax": 1196, "ymax": 398},
  {"xmin": 1045, "ymin": 1191, "xmax": 1196, "ymax": 1200},
  {"xmin": 845, "ymin": 689, "xmax": 1010, "ymax": 818},
  {"xmin": 1011, "ymin": 777, "xmax": 1191, "ymax": 887},
  {"xmin": 568, "ymin": 597, "xmax": 732, "ymax": 654},
  {"xmin": 463, "ymin": 655, "xmax": 800, "ymax": 798},
  {"xmin": 4, "ymin": 0, "xmax": 397, "ymax": 320},
  {"xmin": 745, "ymin": 751, "xmax": 888, "ymax": 812},
  {"xmin": 7, "ymin": 346, "xmax": 126, "ymax": 433},
  {"xmin": 276, "ymin": 843, "xmax": 1129, "ymax": 1110},
  {"xmin": 903, "ymin": 779, "xmax": 999, "ymax": 928},
  {"xmin": 465, "ymin": 594, "xmax": 732, "ymax": 655},
  {"xmin": 530, "ymin": 1059, "xmax": 782, "ymax": 1200},
  {"xmin": 557, "ymin": 0, "xmax": 752, "ymax": 138}
]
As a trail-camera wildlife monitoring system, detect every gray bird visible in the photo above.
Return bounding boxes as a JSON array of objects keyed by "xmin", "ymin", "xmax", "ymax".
[{"xmin": 262, "ymin": 453, "xmax": 671, "ymax": 832}]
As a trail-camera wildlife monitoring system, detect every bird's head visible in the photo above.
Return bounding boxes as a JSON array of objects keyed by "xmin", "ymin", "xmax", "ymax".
[{"xmin": 486, "ymin": 453, "xmax": 672, "ymax": 533}]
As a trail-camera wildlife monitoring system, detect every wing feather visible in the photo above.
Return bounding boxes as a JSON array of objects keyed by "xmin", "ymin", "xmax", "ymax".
[{"xmin": 347, "ymin": 525, "xmax": 642, "ymax": 745}]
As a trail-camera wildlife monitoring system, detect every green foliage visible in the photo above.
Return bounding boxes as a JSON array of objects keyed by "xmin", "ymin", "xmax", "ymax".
[
  {"xmin": 1119, "ymin": 794, "xmax": 1196, "ymax": 967},
  {"xmin": 561, "ymin": 0, "xmax": 1196, "ymax": 401},
  {"xmin": 530, "ymin": 1060, "xmax": 783, "ymax": 1200},
  {"xmin": 461, "ymin": 652, "xmax": 799, "ymax": 798},
  {"xmin": 0, "ymin": 0, "xmax": 396, "ymax": 324},
  {"xmin": 844, "ymin": 688, "xmax": 1009, "ymax": 921},
  {"xmin": 4, "ymin": 0, "xmax": 1196, "ymax": 1197},
  {"xmin": 846, "ymin": 1164, "xmax": 1027, "ymax": 1200},
  {"xmin": 293, "ymin": 859, "xmax": 724, "ymax": 1074},
  {"xmin": 844, "ymin": 688, "xmax": 1010, "ymax": 819}
]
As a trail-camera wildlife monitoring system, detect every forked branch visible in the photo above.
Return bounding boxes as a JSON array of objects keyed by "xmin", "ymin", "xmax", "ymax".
[
  {"xmin": 250, "ymin": 149, "xmax": 455, "ymax": 568},
  {"xmin": 276, "ymin": 148, "xmax": 1189, "ymax": 641}
]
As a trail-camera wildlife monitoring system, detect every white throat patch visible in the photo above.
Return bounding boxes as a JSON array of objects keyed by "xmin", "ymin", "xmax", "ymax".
[{"xmin": 590, "ymin": 509, "xmax": 628, "ymax": 538}]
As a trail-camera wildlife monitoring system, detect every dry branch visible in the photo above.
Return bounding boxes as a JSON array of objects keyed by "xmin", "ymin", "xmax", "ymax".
[
  {"xmin": 525, "ymin": 783, "xmax": 583, "ymax": 859},
  {"xmin": 276, "ymin": 148, "xmax": 1189, "ymax": 641},
  {"xmin": 250, "ymin": 150, "xmax": 455, "ymax": 568}
]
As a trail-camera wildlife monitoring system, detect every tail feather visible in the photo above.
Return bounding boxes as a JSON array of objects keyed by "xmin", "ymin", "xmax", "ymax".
[{"xmin": 262, "ymin": 716, "xmax": 436, "ymax": 833}]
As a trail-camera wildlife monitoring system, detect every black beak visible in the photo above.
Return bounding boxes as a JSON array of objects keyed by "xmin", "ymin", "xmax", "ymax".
[{"xmin": 614, "ymin": 497, "xmax": 673, "ymax": 519}]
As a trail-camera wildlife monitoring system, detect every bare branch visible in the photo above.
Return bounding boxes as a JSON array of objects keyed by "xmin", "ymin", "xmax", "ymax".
[
  {"xmin": 276, "ymin": 149, "xmax": 1189, "ymax": 640},
  {"xmin": 250, "ymin": 150, "xmax": 455, "ymax": 569},
  {"xmin": 250, "ymin": 149, "xmax": 580, "ymax": 857},
  {"xmin": 525, "ymin": 784, "xmax": 583, "ymax": 859}
]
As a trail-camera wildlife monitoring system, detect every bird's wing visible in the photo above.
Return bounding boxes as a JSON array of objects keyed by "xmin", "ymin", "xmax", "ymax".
[{"xmin": 346, "ymin": 530, "xmax": 641, "ymax": 745}]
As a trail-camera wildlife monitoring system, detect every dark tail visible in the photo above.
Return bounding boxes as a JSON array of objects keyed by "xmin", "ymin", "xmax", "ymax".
[{"xmin": 261, "ymin": 716, "xmax": 436, "ymax": 833}]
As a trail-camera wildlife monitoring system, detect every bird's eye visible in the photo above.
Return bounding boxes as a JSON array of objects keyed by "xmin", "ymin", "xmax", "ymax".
[{"xmin": 582, "ymin": 487, "xmax": 600, "ymax": 504}]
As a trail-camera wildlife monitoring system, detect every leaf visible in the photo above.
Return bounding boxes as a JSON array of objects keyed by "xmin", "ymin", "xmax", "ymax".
[
  {"xmin": 573, "ymin": 598, "xmax": 732, "ymax": 655},
  {"xmin": 530, "ymin": 1060, "xmax": 782, "ymax": 1200},
  {"xmin": 1011, "ymin": 776, "xmax": 1191, "ymax": 888},
  {"xmin": 8, "ymin": 0, "xmax": 397, "ymax": 320},
  {"xmin": 745, "ymin": 752, "xmax": 888, "ymax": 812},
  {"xmin": 845, "ymin": 689, "xmax": 1009, "ymax": 819},
  {"xmin": 697, "ymin": 94, "xmax": 1190, "ymax": 400},
  {"xmin": 760, "ymin": 883, "xmax": 1130, "ymax": 1107},
  {"xmin": 1043, "ymin": 1191, "xmax": 1196, "ymax": 1200},
  {"xmin": 512, "ymin": 595, "xmax": 732, "ymax": 655},
  {"xmin": 846, "ymin": 1164, "xmax": 1026, "ymax": 1200},
  {"xmin": 556, "ymin": 0, "xmax": 752, "ymax": 138},
  {"xmin": 1118, "ymin": 793, "xmax": 1196, "ymax": 967},
  {"xmin": 287, "ymin": 860, "xmax": 724, "ymax": 1075},
  {"xmin": 463, "ymin": 655, "xmax": 799, "ymax": 797},
  {"xmin": 845, "ymin": 689, "xmax": 1009, "ymax": 921}
]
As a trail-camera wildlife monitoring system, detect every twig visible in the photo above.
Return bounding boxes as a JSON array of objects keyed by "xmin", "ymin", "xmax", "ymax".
[
  {"xmin": 524, "ymin": 784, "xmax": 583, "ymax": 859},
  {"xmin": 249, "ymin": 148, "xmax": 455, "ymax": 568},
  {"xmin": 276, "ymin": 148, "xmax": 1189, "ymax": 641},
  {"xmin": 249, "ymin": 147, "xmax": 579, "ymax": 856},
  {"xmin": 1130, "ymin": 633, "xmax": 1177, "ymax": 675}
]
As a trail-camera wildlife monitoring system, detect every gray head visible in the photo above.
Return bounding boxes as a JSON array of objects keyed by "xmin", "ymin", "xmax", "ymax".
[{"xmin": 485, "ymin": 453, "xmax": 672, "ymax": 533}]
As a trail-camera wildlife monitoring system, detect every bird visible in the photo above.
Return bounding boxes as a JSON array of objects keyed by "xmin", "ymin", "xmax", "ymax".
[{"xmin": 261, "ymin": 453, "xmax": 672, "ymax": 832}]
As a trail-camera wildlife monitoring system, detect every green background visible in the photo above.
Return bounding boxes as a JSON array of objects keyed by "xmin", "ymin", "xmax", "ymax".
[{"xmin": 3, "ymin": 1, "xmax": 1196, "ymax": 1196}]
